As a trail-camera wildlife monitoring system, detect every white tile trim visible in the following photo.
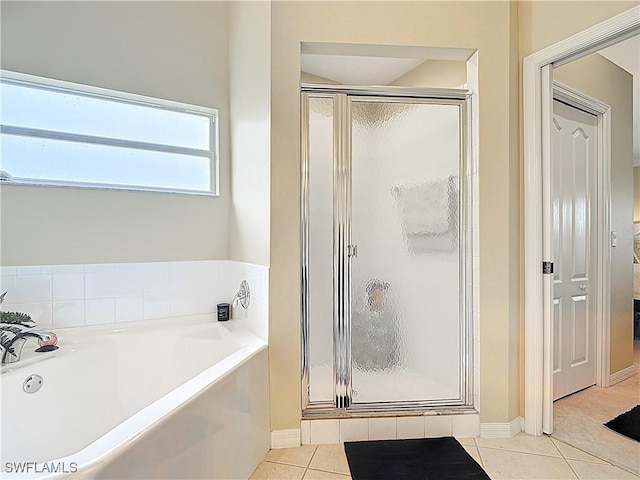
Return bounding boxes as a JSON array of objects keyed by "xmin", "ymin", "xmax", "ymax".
[
  {"xmin": 339, "ymin": 418, "xmax": 369, "ymax": 442},
  {"xmin": 303, "ymin": 414, "xmax": 483, "ymax": 443},
  {"xmin": 1, "ymin": 260, "xmax": 267, "ymax": 337},
  {"xmin": 396, "ymin": 416, "xmax": 425, "ymax": 439},
  {"xmin": 310, "ymin": 419, "xmax": 340, "ymax": 444},
  {"xmin": 368, "ymin": 417, "xmax": 397, "ymax": 441},
  {"xmin": 452, "ymin": 413, "xmax": 480, "ymax": 437},
  {"xmin": 270, "ymin": 429, "xmax": 301, "ymax": 449},
  {"xmin": 609, "ymin": 365, "xmax": 636, "ymax": 386},
  {"xmin": 480, "ymin": 416, "xmax": 522, "ymax": 438},
  {"xmin": 424, "ymin": 415, "xmax": 453, "ymax": 437},
  {"xmin": 301, "ymin": 420, "xmax": 311, "ymax": 445}
]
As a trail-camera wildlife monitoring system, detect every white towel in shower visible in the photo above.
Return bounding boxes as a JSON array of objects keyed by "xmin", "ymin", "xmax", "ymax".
[{"xmin": 393, "ymin": 178, "xmax": 450, "ymax": 236}]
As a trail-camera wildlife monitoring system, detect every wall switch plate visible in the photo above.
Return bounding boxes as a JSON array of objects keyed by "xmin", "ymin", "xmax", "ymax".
[{"xmin": 611, "ymin": 231, "xmax": 617, "ymax": 247}]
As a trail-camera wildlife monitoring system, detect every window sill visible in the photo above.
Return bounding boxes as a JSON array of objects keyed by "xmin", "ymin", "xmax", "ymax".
[{"xmin": 0, "ymin": 179, "xmax": 219, "ymax": 197}]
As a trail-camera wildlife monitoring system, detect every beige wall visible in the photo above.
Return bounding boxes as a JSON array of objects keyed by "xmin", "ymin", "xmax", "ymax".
[
  {"xmin": 270, "ymin": 0, "xmax": 521, "ymax": 429},
  {"xmin": 228, "ymin": 1, "xmax": 271, "ymax": 267},
  {"xmin": 635, "ymin": 168, "xmax": 640, "ymax": 222},
  {"xmin": 507, "ymin": 0, "xmax": 521, "ymax": 425},
  {"xmin": 519, "ymin": 1, "xmax": 639, "ymax": 59},
  {"xmin": 555, "ymin": 54, "xmax": 635, "ymax": 374},
  {"xmin": 0, "ymin": 1, "xmax": 231, "ymax": 265},
  {"xmin": 390, "ymin": 59, "xmax": 467, "ymax": 88}
]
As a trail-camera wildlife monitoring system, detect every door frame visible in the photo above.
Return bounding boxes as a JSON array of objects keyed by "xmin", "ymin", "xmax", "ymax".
[
  {"xmin": 551, "ymin": 81, "xmax": 612, "ymax": 397},
  {"xmin": 523, "ymin": 6, "xmax": 640, "ymax": 435}
]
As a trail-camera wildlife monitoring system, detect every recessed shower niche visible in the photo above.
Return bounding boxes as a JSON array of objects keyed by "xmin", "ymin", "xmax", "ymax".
[{"xmin": 301, "ymin": 80, "xmax": 475, "ymax": 416}]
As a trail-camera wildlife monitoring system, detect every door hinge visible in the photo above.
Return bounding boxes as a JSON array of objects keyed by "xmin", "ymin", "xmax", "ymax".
[{"xmin": 542, "ymin": 261, "xmax": 554, "ymax": 275}]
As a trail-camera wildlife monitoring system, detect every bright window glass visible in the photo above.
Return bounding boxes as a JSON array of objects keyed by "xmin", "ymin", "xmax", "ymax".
[
  {"xmin": 0, "ymin": 76, "xmax": 217, "ymax": 194},
  {"xmin": 1, "ymin": 134, "xmax": 211, "ymax": 191}
]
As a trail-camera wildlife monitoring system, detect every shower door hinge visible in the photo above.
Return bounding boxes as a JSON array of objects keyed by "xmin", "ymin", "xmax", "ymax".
[
  {"xmin": 542, "ymin": 261, "xmax": 554, "ymax": 275},
  {"xmin": 347, "ymin": 244, "xmax": 358, "ymax": 258}
]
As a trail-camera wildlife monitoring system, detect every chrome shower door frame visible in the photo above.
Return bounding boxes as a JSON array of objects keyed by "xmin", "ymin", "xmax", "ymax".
[{"xmin": 301, "ymin": 84, "xmax": 475, "ymax": 417}]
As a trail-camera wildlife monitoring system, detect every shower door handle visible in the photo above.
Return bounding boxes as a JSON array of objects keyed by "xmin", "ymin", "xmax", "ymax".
[{"xmin": 348, "ymin": 244, "xmax": 358, "ymax": 258}]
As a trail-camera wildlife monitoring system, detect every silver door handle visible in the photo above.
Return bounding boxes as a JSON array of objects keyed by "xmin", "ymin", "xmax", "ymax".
[
  {"xmin": 348, "ymin": 244, "xmax": 358, "ymax": 258},
  {"xmin": 579, "ymin": 284, "xmax": 587, "ymax": 291}
]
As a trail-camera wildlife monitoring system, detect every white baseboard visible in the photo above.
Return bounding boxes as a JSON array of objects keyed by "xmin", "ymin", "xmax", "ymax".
[
  {"xmin": 271, "ymin": 429, "xmax": 301, "ymax": 449},
  {"xmin": 480, "ymin": 417, "xmax": 522, "ymax": 438},
  {"xmin": 609, "ymin": 365, "xmax": 636, "ymax": 386}
]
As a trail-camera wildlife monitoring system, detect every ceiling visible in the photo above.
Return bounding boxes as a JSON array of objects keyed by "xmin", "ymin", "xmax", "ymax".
[
  {"xmin": 599, "ymin": 35, "xmax": 640, "ymax": 77},
  {"xmin": 301, "ymin": 55, "xmax": 425, "ymax": 85},
  {"xmin": 300, "ymin": 43, "xmax": 475, "ymax": 86}
]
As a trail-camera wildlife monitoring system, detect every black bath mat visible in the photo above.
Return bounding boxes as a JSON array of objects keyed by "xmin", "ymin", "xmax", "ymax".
[
  {"xmin": 344, "ymin": 437, "xmax": 490, "ymax": 480},
  {"xmin": 604, "ymin": 405, "xmax": 640, "ymax": 442}
]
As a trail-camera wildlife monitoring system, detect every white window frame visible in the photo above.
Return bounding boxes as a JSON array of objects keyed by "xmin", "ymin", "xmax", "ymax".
[{"xmin": 0, "ymin": 70, "xmax": 219, "ymax": 196}]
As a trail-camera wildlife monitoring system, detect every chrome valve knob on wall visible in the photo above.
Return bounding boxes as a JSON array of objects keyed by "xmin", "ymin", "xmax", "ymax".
[{"xmin": 231, "ymin": 280, "xmax": 251, "ymax": 319}]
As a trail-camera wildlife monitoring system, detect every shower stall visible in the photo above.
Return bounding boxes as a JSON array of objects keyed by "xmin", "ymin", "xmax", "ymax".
[{"xmin": 301, "ymin": 84, "xmax": 474, "ymax": 417}]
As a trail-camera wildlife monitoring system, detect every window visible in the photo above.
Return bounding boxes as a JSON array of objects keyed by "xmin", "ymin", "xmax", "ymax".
[{"xmin": 0, "ymin": 73, "xmax": 218, "ymax": 194}]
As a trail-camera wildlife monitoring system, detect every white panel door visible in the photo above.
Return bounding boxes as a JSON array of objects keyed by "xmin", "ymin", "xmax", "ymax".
[{"xmin": 551, "ymin": 99, "xmax": 598, "ymax": 401}]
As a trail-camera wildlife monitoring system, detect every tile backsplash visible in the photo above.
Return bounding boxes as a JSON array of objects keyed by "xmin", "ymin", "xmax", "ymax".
[{"xmin": 0, "ymin": 261, "xmax": 268, "ymax": 339}]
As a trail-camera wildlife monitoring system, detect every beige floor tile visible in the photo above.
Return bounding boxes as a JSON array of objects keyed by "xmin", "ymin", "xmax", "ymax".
[
  {"xmin": 457, "ymin": 436, "xmax": 476, "ymax": 446},
  {"xmin": 266, "ymin": 445, "xmax": 318, "ymax": 467},
  {"xmin": 476, "ymin": 432, "xmax": 562, "ymax": 458},
  {"xmin": 303, "ymin": 468, "xmax": 352, "ymax": 480},
  {"xmin": 481, "ymin": 448, "xmax": 578, "ymax": 479},
  {"xmin": 463, "ymin": 444, "xmax": 484, "ymax": 467},
  {"xmin": 250, "ymin": 461, "xmax": 306, "ymax": 480},
  {"xmin": 551, "ymin": 439, "xmax": 607, "ymax": 465},
  {"xmin": 309, "ymin": 444, "xmax": 351, "ymax": 475},
  {"xmin": 568, "ymin": 460, "xmax": 640, "ymax": 479},
  {"xmin": 552, "ymin": 359, "xmax": 640, "ymax": 475}
]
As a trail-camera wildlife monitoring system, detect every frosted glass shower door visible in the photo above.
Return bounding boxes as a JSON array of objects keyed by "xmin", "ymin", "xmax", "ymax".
[
  {"xmin": 302, "ymin": 87, "xmax": 471, "ymax": 415},
  {"xmin": 349, "ymin": 99, "xmax": 463, "ymax": 405}
]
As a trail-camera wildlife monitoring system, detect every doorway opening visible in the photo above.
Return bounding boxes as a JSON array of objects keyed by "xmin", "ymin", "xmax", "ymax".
[{"xmin": 550, "ymin": 82, "xmax": 610, "ymax": 403}]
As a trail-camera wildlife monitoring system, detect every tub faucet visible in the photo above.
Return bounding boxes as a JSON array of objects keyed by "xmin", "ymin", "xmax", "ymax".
[
  {"xmin": 0, "ymin": 291, "xmax": 59, "ymax": 364},
  {"xmin": 231, "ymin": 280, "xmax": 251, "ymax": 318},
  {"xmin": 1, "ymin": 328, "xmax": 59, "ymax": 364}
]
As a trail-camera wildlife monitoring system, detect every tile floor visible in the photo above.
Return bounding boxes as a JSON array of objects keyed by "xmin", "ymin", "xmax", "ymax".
[
  {"xmin": 253, "ymin": 343, "xmax": 640, "ymax": 479},
  {"xmin": 250, "ymin": 434, "xmax": 639, "ymax": 479},
  {"xmin": 251, "ymin": 443, "xmax": 350, "ymax": 480},
  {"xmin": 553, "ymin": 339, "xmax": 640, "ymax": 475}
]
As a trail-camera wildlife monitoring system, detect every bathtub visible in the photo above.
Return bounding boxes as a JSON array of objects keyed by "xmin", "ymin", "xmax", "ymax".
[{"xmin": 0, "ymin": 315, "xmax": 270, "ymax": 479}]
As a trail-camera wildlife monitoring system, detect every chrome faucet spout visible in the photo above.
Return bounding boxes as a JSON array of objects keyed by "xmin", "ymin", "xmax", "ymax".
[
  {"xmin": 1, "ymin": 330, "xmax": 58, "ymax": 364},
  {"xmin": 0, "ymin": 292, "xmax": 58, "ymax": 364}
]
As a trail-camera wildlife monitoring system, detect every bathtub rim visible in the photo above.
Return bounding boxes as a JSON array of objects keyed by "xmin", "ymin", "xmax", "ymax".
[{"xmin": 0, "ymin": 313, "xmax": 255, "ymax": 377}]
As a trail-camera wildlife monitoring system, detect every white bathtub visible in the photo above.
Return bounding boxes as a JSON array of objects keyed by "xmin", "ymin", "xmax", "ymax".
[{"xmin": 0, "ymin": 315, "xmax": 270, "ymax": 479}]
